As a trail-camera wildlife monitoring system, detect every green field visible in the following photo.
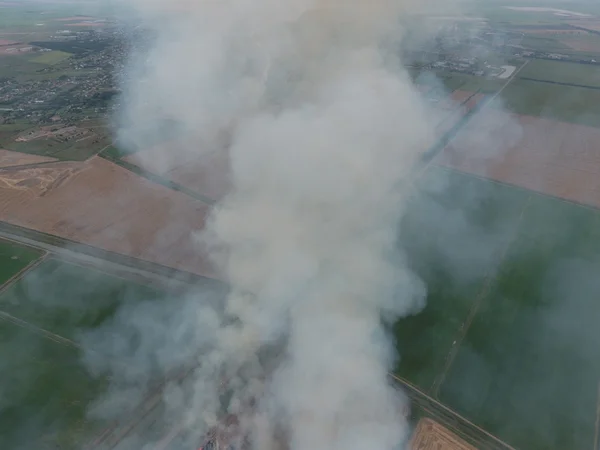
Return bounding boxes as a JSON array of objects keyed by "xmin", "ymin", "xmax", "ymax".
[
  {"xmin": 417, "ymin": 70, "xmax": 505, "ymax": 94},
  {"xmin": 493, "ymin": 78, "xmax": 600, "ymax": 127},
  {"xmin": 0, "ymin": 128, "xmax": 112, "ymax": 161},
  {"xmin": 518, "ymin": 59, "xmax": 600, "ymax": 88},
  {"xmin": 395, "ymin": 165, "xmax": 600, "ymax": 450},
  {"xmin": 0, "ymin": 257, "xmax": 169, "ymax": 449},
  {"xmin": 0, "ymin": 2, "xmax": 103, "ymax": 32},
  {"xmin": 0, "ymin": 54, "xmax": 48, "ymax": 81},
  {"xmin": 520, "ymin": 35, "xmax": 569, "ymax": 52},
  {"xmin": 29, "ymin": 50, "xmax": 72, "ymax": 65},
  {"xmin": 395, "ymin": 167, "xmax": 530, "ymax": 391},
  {"xmin": 0, "ymin": 239, "xmax": 44, "ymax": 286},
  {"xmin": 0, "ymin": 320, "xmax": 109, "ymax": 450},
  {"xmin": 0, "ymin": 257, "xmax": 164, "ymax": 345}
]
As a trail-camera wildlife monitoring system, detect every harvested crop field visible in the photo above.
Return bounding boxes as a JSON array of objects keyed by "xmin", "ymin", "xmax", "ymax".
[
  {"xmin": 411, "ymin": 418, "xmax": 476, "ymax": 450},
  {"xmin": 0, "ymin": 148, "xmax": 57, "ymax": 168},
  {"xmin": 435, "ymin": 114, "xmax": 600, "ymax": 208},
  {"xmin": 124, "ymin": 146, "xmax": 231, "ymax": 201},
  {"xmin": 0, "ymin": 156, "xmax": 215, "ymax": 277}
]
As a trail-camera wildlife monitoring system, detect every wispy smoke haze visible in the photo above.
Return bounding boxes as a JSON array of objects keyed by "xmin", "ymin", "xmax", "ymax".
[{"xmin": 94, "ymin": 0, "xmax": 457, "ymax": 448}]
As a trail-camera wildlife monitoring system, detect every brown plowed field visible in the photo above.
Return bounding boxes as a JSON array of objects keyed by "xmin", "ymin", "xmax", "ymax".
[
  {"xmin": 0, "ymin": 149, "xmax": 57, "ymax": 168},
  {"xmin": 0, "ymin": 157, "xmax": 216, "ymax": 278},
  {"xmin": 436, "ymin": 114, "xmax": 600, "ymax": 208},
  {"xmin": 124, "ymin": 146, "xmax": 231, "ymax": 201},
  {"xmin": 411, "ymin": 418, "xmax": 476, "ymax": 450}
]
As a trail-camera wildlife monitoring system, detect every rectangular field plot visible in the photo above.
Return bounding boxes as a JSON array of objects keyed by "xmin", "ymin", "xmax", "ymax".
[
  {"xmin": 437, "ymin": 113, "xmax": 600, "ymax": 209},
  {"xmin": 0, "ymin": 257, "xmax": 164, "ymax": 345},
  {"xmin": 0, "ymin": 320, "xmax": 109, "ymax": 450},
  {"xmin": 429, "ymin": 71, "xmax": 505, "ymax": 94},
  {"xmin": 0, "ymin": 257, "xmax": 226, "ymax": 449},
  {"xmin": 518, "ymin": 59, "xmax": 600, "ymax": 88},
  {"xmin": 493, "ymin": 78, "xmax": 600, "ymax": 127},
  {"xmin": 394, "ymin": 166, "xmax": 530, "ymax": 392},
  {"xmin": 0, "ymin": 238, "xmax": 44, "ymax": 286},
  {"xmin": 437, "ymin": 194, "xmax": 600, "ymax": 450}
]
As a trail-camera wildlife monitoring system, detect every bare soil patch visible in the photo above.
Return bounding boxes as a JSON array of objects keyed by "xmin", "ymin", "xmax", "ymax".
[
  {"xmin": 0, "ymin": 149, "xmax": 57, "ymax": 168},
  {"xmin": 436, "ymin": 114, "xmax": 600, "ymax": 208},
  {"xmin": 0, "ymin": 157, "xmax": 215, "ymax": 278},
  {"xmin": 0, "ymin": 39, "xmax": 18, "ymax": 46},
  {"xmin": 0, "ymin": 162, "xmax": 84, "ymax": 197},
  {"xmin": 124, "ymin": 146, "xmax": 231, "ymax": 202},
  {"xmin": 410, "ymin": 418, "xmax": 476, "ymax": 450}
]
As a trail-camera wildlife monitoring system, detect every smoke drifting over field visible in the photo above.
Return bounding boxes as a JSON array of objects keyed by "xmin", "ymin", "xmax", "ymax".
[{"xmin": 100, "ymin": 0, "xmax": 452, "ymax": 448}]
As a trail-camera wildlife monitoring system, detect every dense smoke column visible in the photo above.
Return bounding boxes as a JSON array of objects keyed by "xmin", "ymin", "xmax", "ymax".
[{"xmin": 114, "ymin": 1, "xmax": 443, "ymax": 449}]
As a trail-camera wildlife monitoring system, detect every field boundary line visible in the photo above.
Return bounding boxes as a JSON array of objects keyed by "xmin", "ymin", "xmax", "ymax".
[
  {"xmin": 518, "ymin": 76, "xmax": 600, "ymax": 91},
  {"xmin": 431, "ymin": 194, "xmax": 532, "ymax": 397},
  {"xmin": 86, "ymin": 365, "xmax": 197, "ymax": 449},
  {"xmin": 389, "ymin": 373, "xmax": 516, "ymax": 450},
  {"xmin": 0, "ymin": 160, "xmax": 63, "ymax": 171},
  {"xmin": 412, "ymin": 60, "xmax": 529, "ymax": 184},
  {"xmin": 486, "ymin": 59, "xmax": 529, "ymax": 106},
  {"xmin": 0, "ymin": 307, "xmax": 157, "ymax": 373},
  {"xmin": 594, "ymin": 380, "xmax": 600, "ymax": 450},
  {"xmin": 434, "ymin": 163, "xmax": 600, "ymax": 214},
  {"xmin": 99, "ymin": 151, "xmax": 216, "ymax": 206},
  {"xmin": 0, "ymin": 220, "xmax": 220, "ymax": 286},
  {"xmin": 0, "ymin": 251, "xmax": 48, "ymax": 295},
  {"xmin": 0, "ymin": 310, "xmax": 80, "ymax": 348},
  {"xmin": 43, "ymin": 254, "xmax": 175, "ymax": 293}
]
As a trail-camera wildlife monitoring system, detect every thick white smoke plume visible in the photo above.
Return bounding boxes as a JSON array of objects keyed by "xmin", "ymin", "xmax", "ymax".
[{"xmin": 112, "ymin": 0, "xmax": 449, "ymax": 449}]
